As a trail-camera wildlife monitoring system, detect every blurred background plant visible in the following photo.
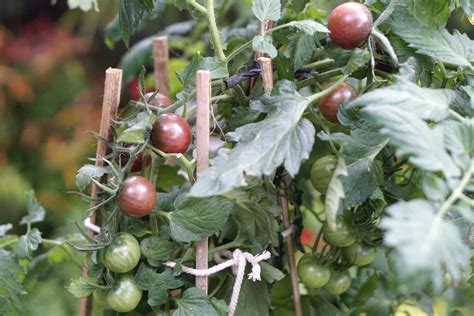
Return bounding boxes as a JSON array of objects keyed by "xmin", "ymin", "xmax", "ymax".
[{"xmin": 0, "ymin": 0, "xmax": 472, "ymax": 315}]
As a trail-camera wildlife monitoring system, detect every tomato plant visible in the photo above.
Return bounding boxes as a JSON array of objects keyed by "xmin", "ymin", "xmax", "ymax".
[{"xmin": 2, "ymin": 0, "xmax": 471, "ymax": 315}]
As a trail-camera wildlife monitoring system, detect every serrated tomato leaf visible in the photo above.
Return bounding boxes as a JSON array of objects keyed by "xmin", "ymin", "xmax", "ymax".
[
  {"xmin": 140, "ymin": 236, "xmax": 178, "ymax": 266},
  {"xmin": 251, "ymin": 0, "xmax": 281, "ymax": 22},
  {"xmin": 75, "ymin": 165, "xmax": 110, "ymax": 192},
  {"xmin": 190, "ymin": 81, "xmax": 315, "ymax": 197},
  {"xmin": 168, "ymin": 195, "xmax": 234, "ymax": 242},
  {"xmin": 174, "ymin": 287, "xmax": 219, "ymax": 316},
  {"xmin": 0, "ymin": 250, "xmax": 25, "ymax": 315},
  {"xmin": 13, "ymin": 228, "xmax": 42, "ymax": 260},
  {"xmin": 19, "ymin": 190, "xmax": 46, "ymax": 226}
]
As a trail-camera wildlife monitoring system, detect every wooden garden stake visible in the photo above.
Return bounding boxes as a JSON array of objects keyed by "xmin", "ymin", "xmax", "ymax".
[
  {"xmin": 153, "ymin": 35, "xmax": 170, "ymax": 96},
  {"xmin": 79, "ymin": 68, "xmax": 122, "ymax": 316},
  {"xmin": 195, "ymin": 70, "xmax": 211, "ymax": 293},
  {"xmin": 258, "ymin": 57, "xmax": 303, "ymax": 316}
]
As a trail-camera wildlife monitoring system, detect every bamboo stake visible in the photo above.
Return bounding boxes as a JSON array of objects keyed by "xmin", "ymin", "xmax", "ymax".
[
  {"xmin": 258, "ymin": 57, "xmax": 303, "ymax": 316},
  {"xmin": 195, "ymin": 70, "xmax": 211, "ymax": 293},
  {"xmin": 79, "ymin": 68, "xmax": 122, "ymax": 316},
  {"xmin": 153, "ymin": 36, "xmax": 170, "ymax": 96}
]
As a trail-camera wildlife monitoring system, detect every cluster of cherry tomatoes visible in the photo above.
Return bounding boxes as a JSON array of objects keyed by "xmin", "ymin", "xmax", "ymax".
[{"xmin": 297, "ymin": 2, "xmax": 376, "ymax": 295}]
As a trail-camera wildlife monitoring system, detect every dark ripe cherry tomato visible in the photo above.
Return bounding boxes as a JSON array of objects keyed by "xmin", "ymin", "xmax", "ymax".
[
  {"xmin": 318, "ymin": 82, "xmax": 355, "ymax": 123},
  {"xmin": 323, "ymin": 269, "xmax": 352, "ymax": 295},
  {"xmin": 144, "ymin": 92, "xmax": 173, "ymax": 107},
  {"xmin": 106, "ymin": 275, "xmax": 143, "ymax": 313},
  {"xmin": 323, "ymin": 218, "xmax": 355, "ymax": 247},
  {"xmin": 344, "ymin": 243, "xmax": 375, "ymax": 266},
  {"xmin": 119, "ymin": 145, "xmax": 152, "ymax": 172},
  {"xmin": 310, "ymin": 155, "xmax": 338, "ymax": 194},
  {"xmin": 151, "ymin": 113, "xmax": 192, "ymax": 154},
  {"xmin": 297, "ymin": 254, "xmax": 331, "ymax": 288},
  {"xmin": 328, "ymin": 2, "xmax": 374, "ymax": 49},
  {"xmin": 118, "ymin": 176, "xmax": 157, "ymax": 218},
  {"xmin": 128, "ymin": 78, "xmax": 154, "ymax": 101},
  {"xmin": 100, "ymin": 232, "xmax": 141, "ymax": 273}
]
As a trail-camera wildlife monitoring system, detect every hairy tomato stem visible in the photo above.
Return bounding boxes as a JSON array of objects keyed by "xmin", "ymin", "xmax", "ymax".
[{"xmin": 206, "ymin": 0, "xmax": 226, "ymax": 62}]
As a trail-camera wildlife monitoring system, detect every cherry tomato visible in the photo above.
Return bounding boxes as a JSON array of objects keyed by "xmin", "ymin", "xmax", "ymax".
[
  {"xmin": 151, "ymin": 113, "xmax": 192, "ymax": 154},
  {"xmin": 323, "ymin": 218, "xmax": 355, "ymax": 247},
  {"xmin": 328, "ymin": 2, "xmax": 374, "ymax": 49},
  {"xmin": 119, "ymin": 145, "xmax": 152, "ymax": 172},
  {"xmin": 297, "ymin": 254, "xmax": 331, "ymax": 288},
  {"xmin": 300, "ymin": 228, "xmax": 316, "ymax": 247},
  {"xmin": 93, "ymin": 289, "xmax": 109, "ymax": 307},
  {"xmin": 318, "ymin": 82, "xmax": 355, "ymax": 123},
  {"xmin": 344, "ymin": 243, "xmax": 375, "ymax": 266},
  {"xmin": 310, "ymin": 155, "xmax": 338, "ymax": 194},
  {"xmin": 118, "ymin": 176, "xmax": 157, "ymax": 218},
  {"xmin": 323, "ymin": 269, "xmax": 352, "ymax": 295},
  {"xmin": 128, "ymin": 78, "xmax": 154, "ymax": 101},
  {"xmin": 106, "ymin": 275, "xmax": 143, "ymax": 313},
  {"xmin": 144, "ymin": 92, "xmax": 173, "ymax": 107},
  {"xmin": 100, "ymin": 232, "xmax": 141, "ymax": 273}
]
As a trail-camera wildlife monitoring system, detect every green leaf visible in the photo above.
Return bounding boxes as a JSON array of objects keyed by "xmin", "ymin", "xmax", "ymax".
[
  {"xmin": 140, "ymin": 236, "xmax": 177, "ymax": 266},
  {"xmin": 286, "ymin": 20, "xmax": 329, "ymax": 34},
  {"xmin": 319, "ymin": 129, "xmax": 387, "ymax": 207},
  {"xmin": 442, "ymin": 119, "xmax": 474, "ymax": 171},
  {"xmin": 233, "ymin": 279, "xmax": 270, "ymax": 316},
  {"xmin": 66, "ymin": 277, "xmax": 99, "ymax": 298},
  {"xmin": 349, "ymin": 79, "xmax": 456, "ymax": 122},
  {"xmin": 117, "ymin": 111, "xmax": 157, "ymax": 144},
  {"xmin": 381, "ymin": 200, "xmax": 470, "ymax": 286},
  {"xmin": 0, "ymin": 224, "xmax": 13, "ymax": 237},
  {"xmin": 251, "ymin": 0, "xmax": 281, "ymax": 22},
  {"xmin": 452, "ymin": 86, "xmax": 474, "ymax": 118},
  {"xmin": 13, "ymin": 228, "xmax": 42, "ymax": 260},
  {"xmin": 231, "ymin": 193, "xmax": 280, "ymax": 250},
  {"xmin": 190, "ymin": 81, "xmax": 315, "ymax": 197},
  {"xmin": 20, "ymin": 190, "xmax": 46, "ymax": 226},
  {"xmin": 252, "ymin": 35, "xmax": 278, "ymax": 59},
  {"xmin": 210, "ymin": 297, "xmax": 228, "ymax": 316},
  {"xmin": 0, "ymin": 249, "xmax": 25, "ymax": 315},
  {"xmin": 119, "ymin": 0, "xmax": 148, "ymax": 47},
  {"xmin": 260, "ymin": 262, "xmax": 285, "ymax": 283},
  {"xmin": 342, "ymin": 48, "xmax": 370, "ymax": 75},
  {"xmin": 168, "ymin": 195, "xmax": 234, "ymax": 242},
  {"xmin": 67, "ymin": 0, "xmax": 98, "ymax": 11},
  {"xmin": 174, "ymin": 287, "xmax": 219, "ymax": 316},
  {"xmin": 290, "ymin": 33, "xmax": 317, "ymax": 71},
  {"xmin": 199, "ymin": 57, "xmax": 229, "ymax": 79},
  {"xmin": 75, "ymin": 165, "xmax": 109, "ymax": 192},
  {"xmin": 324, "ymin": 157, "xmax": 348, "ymax": 231},
  {"xmin": 177, "ymin": 53, "xmax": 203, "ymax": 88},
  {"xmin": 390, "ymin": 13, "xmax": 474, "ymax": 68},
  {"xmin": 364, "ymin": 106, "xmax": 459, "ymax": 179}
]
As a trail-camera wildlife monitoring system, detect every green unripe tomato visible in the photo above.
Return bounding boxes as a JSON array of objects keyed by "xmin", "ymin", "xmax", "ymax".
[
  {"xmin": 106, "ymin": 275, "xmax": 143, "ymax": 313},
  {"xmin": 344, "ymin": 243, "xmax": 375, "ymax": 266},
  {"xmin": 100, "ymin": 232, "xmax": 141, "ymax": 273},
  {"xmin": 323, "ymin": 218, "xmax": 356, "ymax": 247},
  {"xmin": 323, "ymin": 269, "xmax": 352, "ymax": 294},
  {"xmin": 93, "ymin": 289, "xmax": 109, "ymax": 307},
  {"xmin": 310, "ymin": 155, "xmax": 338, "ymax": 194},
  {"xmin": 297, "ymin": 254, "xmax": 331, "ymax": 288}
]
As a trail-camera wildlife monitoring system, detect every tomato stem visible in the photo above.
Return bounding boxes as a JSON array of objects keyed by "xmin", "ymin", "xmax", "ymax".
[
  {"xmin": 206, "ymin": 0, "xmax": 226, "ymax": 62},
  {"xmin": 186, "ymin": 0, "xmax": 207, "ymax": 15}
]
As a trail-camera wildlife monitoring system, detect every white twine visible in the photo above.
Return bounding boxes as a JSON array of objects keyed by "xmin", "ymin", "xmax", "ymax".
[
  {"xmin": 84, "ymin": 217, "xmax": 101, "ymax": 234},
  {"xmin": 165, "ymin": 249, "xmax": 271, "ymax": 316},
  {"xmin": 84, "ymin": 218, "xmax": 270, "ymax": 315}
]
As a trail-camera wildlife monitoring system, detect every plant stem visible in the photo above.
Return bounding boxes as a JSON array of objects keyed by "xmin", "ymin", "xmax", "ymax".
[
  {"xmin": 186, "ymin": 0, "xmax": 207, "ymax": 15},
  {"xmin": 297, "ymin": 68, "xmax": 345, "ymax": 90},
  {"xmin": 0, "ymin": 238, "xmax": 18, "ymax": 248},
  {"xmin": 303, "ymin": 58, "xmax": 335, "ymax": 70},
  {"xmin": 449, "ymin": 109, "xmax": 465, "ymax": 122},
  {"xmin": 206, "ymin": 0, "xmax": 226, "ymax": 62},
  {"xmin": 306, "ymin": 75, "xmax": 349, "ymax": 105},
  {"xmin": 438, "ymin": 163, "xmax": 474, "ymax": 218}
]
